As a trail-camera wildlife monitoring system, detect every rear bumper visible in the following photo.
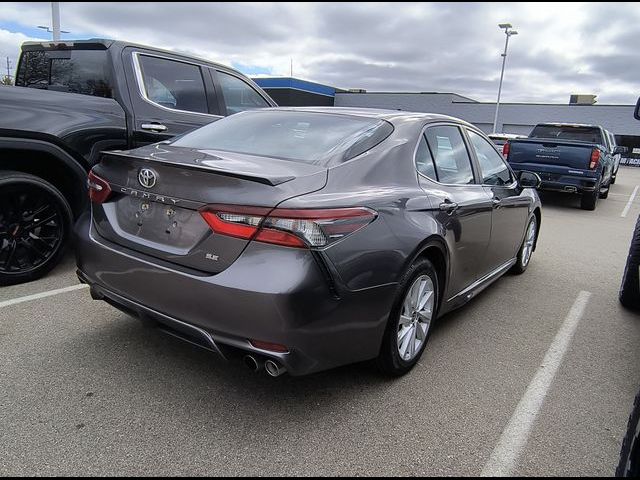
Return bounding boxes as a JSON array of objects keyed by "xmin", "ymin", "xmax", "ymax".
[
  {"xmin": 512, "ymin": 169, "xmax": 598, "ymax": 193},
  {"xmin": 74, "ymin": 212, "xmax": 396, "ymax": 376}
]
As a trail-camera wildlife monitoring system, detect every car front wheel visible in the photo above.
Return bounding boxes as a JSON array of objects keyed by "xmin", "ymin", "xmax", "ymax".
[
  {"xmin": 0, "ymin": 171, "xmax": 73, "ymax": 286},
  {"xmin": 377, "ymin": 258, "xmax": 439, "ymax": 376},
  {"xmin": 511, "ymin": 215, "xmax": 537, "ymax": 274}
]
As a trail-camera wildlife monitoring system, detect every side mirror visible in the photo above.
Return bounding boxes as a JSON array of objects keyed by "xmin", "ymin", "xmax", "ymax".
[
  {"xmin": 635, "ymin": 97, "xmax": 640, "ymax": 121},
  {"xmin": 518, "ymin": 171, "xmax": 541, "ymax": 189},
  {"xmin": 614, "ymin": 146, "xmax": 628, "ymax": 155}
]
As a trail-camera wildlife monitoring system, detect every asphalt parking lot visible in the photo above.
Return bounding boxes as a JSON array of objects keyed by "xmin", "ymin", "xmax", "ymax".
[{"xmin": 2, "ymin": 168, "xmax": 640, "ymax": 476}]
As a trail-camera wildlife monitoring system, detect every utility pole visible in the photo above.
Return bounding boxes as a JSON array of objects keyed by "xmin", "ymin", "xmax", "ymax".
[
  {"xmin": 3, "ymin": 56, "xmax": 12, "ymax": 85},
  {"xmin": 290, "ymin": 58, "xmax": 293, "ymax": 78}
]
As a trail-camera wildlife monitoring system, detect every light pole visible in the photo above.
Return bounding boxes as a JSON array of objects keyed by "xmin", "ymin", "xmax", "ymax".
[
  {"xmin": 37, "ymin": 2, "xmax": 69, "ymax": 41},
  {"xmin": 492, "ymin": 23, "xmax": 518, "ymax": 134}
]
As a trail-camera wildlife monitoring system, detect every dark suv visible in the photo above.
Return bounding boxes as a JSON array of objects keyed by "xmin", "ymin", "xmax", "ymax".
[{"xmin": 0, "ymin": 39, "xmax": 276, "ymax": 286}]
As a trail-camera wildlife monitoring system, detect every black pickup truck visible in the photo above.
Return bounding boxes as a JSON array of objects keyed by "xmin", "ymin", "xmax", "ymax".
[
  {"xmin": 505, "ymin": 123, "xmax": 624, "ymax": 210},
  {"xmin": 0, "ymin": 39, "xmax": 276, "ymax": 285}
]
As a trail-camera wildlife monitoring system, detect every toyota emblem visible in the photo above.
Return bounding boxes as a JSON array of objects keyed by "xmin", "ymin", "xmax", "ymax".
[{"xmin": 138, "ymin": 168, "xmax": 157, "ymax": 189}]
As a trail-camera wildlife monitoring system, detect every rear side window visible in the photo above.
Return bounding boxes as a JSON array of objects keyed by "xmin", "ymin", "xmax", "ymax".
[
  {"xmin": 137, "ymin": 55, "xmax": 208, "ymax": 114},
  {"xmin": 15, "ymin": 49, "xmax": 112, "ymax": 97},
  {"xmin": 424, "ymin": 126, "xmax": 475, "ymax": 185},
  {"xmin": 217, "ymin": 71, "xmax": 270, "ymax": 115},
  {"xmin": 172, "ymin": 110, "xmax": 392, "ymax": 165},
  {"xmin": 467, "ymin": 130, "xmax": 513, "ymax": 186},
  {"xmin": 529, "ymin": 125, "xmax": 603, "ymax": 144},
  {"xmin": 415, "ymin": 135, "xmax": 437, "ymax": 180}
]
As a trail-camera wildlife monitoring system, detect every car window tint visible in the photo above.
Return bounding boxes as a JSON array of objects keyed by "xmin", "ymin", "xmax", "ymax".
[
  {"xmin": 424, "ymin": 126, "xmax": 474, "ymax": 185},
  {"xmin": 217, "ymin": 71, "xmax": 270, "ymax": 115},
  {"xmin": 468, "ymin": 130, "xmax": 513, "ymax": 186},
  {"xmin": 415, "ymin": 134, "xmax": 437, "ymax": 180},
  {"xmin": 138, "ymin": 55, "xmax": 208, "ymax": 114}
]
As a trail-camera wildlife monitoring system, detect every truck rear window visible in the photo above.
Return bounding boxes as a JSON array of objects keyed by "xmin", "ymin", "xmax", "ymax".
[
  {"xmin": 172, "ymin": 110, "xmax": 394, "ymax": 165},
  {"xmin": 529, "ymin": 125, "xmax": 603, "ymax": 144},
  {"xmin": 15, "ymin": 49, "xmax": 113, "ymax": 98}
]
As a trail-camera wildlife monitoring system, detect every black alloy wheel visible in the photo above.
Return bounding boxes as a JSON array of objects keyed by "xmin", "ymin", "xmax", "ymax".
[{"xmin": 0, "ymin": 172, "xmax": 73, "ymax": 286}]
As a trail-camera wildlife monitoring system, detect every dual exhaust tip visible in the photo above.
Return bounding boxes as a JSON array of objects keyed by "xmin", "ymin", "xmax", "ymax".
[{"xmin": 243, "ymin": 354, "xmax": 286, "ymax": 377}]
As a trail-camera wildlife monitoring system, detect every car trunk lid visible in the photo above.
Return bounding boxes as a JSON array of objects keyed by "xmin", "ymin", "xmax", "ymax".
[{"xmin": 91, "ymin": 144, "xmax": 327, "ymax": 274}]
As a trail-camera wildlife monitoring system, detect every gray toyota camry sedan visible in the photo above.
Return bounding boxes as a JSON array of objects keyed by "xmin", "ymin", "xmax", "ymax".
[{"xmin": 76, "ymin": 107, "xmax": 542, "ymax": 377}]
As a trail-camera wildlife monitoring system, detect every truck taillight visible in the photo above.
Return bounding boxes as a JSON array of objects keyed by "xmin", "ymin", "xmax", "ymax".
[
  {"xmin": 502, "ymin": 142, "xmax": 510, "ymax": 158},
  {"xmin": 199, "ymin": 205, "xmax": 377, "ymax": 248},
  {"xmin": 87, "ymin": 170, "xmax": 112, "ymax": 204},
  {"xmin": 590, "ymin": 148, "xmax": 600, "ymax": 169}
]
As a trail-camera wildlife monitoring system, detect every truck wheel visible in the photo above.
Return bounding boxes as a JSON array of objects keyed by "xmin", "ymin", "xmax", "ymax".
[
  {"xmin": 0, "ymin": 171, "xmax": 73, "ymax": 286},
  {"xmin": 611, "ymin": 174, "xmax": 617, "ymax": 185},
  {"xmin": 600, "ymin": 182, "xmax": 610, "ymax": 199},
  {"xmin": 581, "ymin": 182, "xmax": 600, "ymax": 211},
  {"xmin": 619, "ymin": 214, "xmax": 640, "ymax": 311},
  {"xmin": 616, "ymin": 388, "xmax": 640, "ymax": 477}
]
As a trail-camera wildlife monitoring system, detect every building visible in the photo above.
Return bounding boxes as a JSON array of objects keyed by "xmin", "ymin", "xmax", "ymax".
[{"xmin": 252, "ymin": 77, "xmax": 640, "ymax": 155}]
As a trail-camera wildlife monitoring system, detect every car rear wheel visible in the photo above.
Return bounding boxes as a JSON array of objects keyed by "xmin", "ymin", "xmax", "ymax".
[
  {"xmin": 376, "ymin": 258, "xmax": 439, "ymax": 376},
  {"xmin": 511, "ymin": 215, "xmax": 537, "ymax": 274},
  {"xmin": 0, "ymin": 171, "xmax": 73, "ymax": 286},
  {"xmin": 619, "ymin": 215, "xmax": 640, "ymax": 311},
  {"xmin": 616, "ymin": 388, "xmax": 640, "ymax": 477}
]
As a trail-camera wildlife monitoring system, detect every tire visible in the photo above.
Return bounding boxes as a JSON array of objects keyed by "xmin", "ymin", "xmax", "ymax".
[
  {"xmin": 0, "ymin": 171, "xmax": 73, "ymax": 286},
  {"xmin": 619, "ymin": 215, "xmax": 640, "ymax": 311},
  {"xmin": 616, "ymin": 389, "xmax": 640, "ymax": 477},
  {"xmin": 376, "ymin": 258, "xmax": 439, "ymax": 376},
  {"xmin": 612, "ymin": 174, "xmax": 617, "ymax": 185},
  {"xmin": 600, "ymin": 182, "xmax": 610, "ymax": 199},
  {"xmin": 581, "ymin": 185, "xmax": 599, "ymax": 211},
  {"xmin": 511, "ymin": 215, "xmax": 537, "ymax": 274}
]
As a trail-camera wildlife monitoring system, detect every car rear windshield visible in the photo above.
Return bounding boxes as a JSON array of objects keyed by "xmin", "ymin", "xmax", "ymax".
[
  {"xmin": 15, "ymin": 49, "xmax": 113, "ymax": 98},
  {"xmin": 529, "ymin": 125, "xmax": 603, "ymax": 144},
  {"xmin": 171, "ymin": 110, "xmax": 394, "ymax": 165}
]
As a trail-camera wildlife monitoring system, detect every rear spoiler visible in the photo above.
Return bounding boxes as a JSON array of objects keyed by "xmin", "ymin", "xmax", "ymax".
[
  {"xmin": 102, "ymin": 151, "xmax": 296, "ymax": 186},
  {"xmin": 21, "ymin": 39, "xmax": 113, "ymax": 51}
]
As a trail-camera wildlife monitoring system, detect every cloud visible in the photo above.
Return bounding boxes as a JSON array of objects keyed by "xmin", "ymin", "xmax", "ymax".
[{"xmin": 0, "ymin": 1, "xmax": 639, "ymax": 104}]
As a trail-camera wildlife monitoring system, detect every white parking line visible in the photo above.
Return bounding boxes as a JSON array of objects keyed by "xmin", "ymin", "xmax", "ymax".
[
  {"xmin": 480, "ymin": 290, "xmax": 592, "ymax": 477},
  {"xmin": 0, "ymin": 284, "xmax": 88, "ymax": 309},
  {"xmin": 621, "ymin": 185, "xmax": 639, "ymax": 218}
]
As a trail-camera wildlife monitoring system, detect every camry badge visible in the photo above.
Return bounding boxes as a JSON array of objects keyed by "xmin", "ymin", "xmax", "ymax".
[{"xmin": 138, "ymin": 168, "xmax": 158, "ymax": 189}]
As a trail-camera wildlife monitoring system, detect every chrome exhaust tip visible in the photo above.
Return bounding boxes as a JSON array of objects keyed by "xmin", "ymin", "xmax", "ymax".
[
  {"xmin": 243, "ymin": 355, "xmax": 261, "ymax": 372},
  {"xmin": 264, "ymin": 359, "xmax": 286, "ymax": 377}
]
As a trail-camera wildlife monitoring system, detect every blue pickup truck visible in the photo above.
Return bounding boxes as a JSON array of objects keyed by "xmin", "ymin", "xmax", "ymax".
[{"xmin": 504, "ymin": 123, "xmax": 624, "ymax": 210}]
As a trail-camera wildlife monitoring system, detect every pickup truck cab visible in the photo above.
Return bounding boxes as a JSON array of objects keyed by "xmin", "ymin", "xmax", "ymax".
[
  {"xmin": 504, "ymin": 123, "xmax": 623, "ymax": 210},
  {"xmin": 0, "ymin": 39, "xmax": 276, "ymax": 285}
]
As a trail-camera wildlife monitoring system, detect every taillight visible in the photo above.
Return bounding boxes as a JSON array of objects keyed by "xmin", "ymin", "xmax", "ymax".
[
  {"xmin": 502, "ymin": 142, "xmax": 510, "ymax": 158},
  {"xmin": 87, "ymin": 170, "xmax": 112, "ymax": 204},
  {"xmin": 200, "ymin": 205, "xmax": 377, "ymax": 249},
  {"xmin": 590, "ymin": 148, "xmax": 600, "ymax": 169}
]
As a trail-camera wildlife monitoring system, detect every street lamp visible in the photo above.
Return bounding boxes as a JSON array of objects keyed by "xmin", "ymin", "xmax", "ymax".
[
  {"xmin": 492, "ymin": 23, "xmax": 518, "ymax": 134},
  {"xmin": 37, "ymin": 25, "xmax": 70, "ymax": 37},
  {"xmin": 37, "ymin": 2, "xmax": 68, "ymax": 41}
]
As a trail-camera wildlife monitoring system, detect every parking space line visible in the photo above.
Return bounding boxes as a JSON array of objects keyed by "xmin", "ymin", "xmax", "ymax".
[
  {"xmin": 0, "ymin": 284, "xmax": 88, "ymax": 309},
  {"xmin": 621, "ymin": 185, "xmax": 639, "ymax": 218},
  {"xmin": 480, "ymin": 290, "xmax": 592, "ymax": 477}
]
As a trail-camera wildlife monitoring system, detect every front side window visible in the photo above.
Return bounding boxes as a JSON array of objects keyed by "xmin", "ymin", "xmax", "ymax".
[
  {"xmin": 424, "ymin": 126, "xmax": 474, "ymax": 185},
  {"xmin": 217, "ymin": 71, "xmax": 270, "ymax": 115},
  {"xmin": 15, "ymin": 49, "xmax": 112, "ymax": 98},
  {"xmin": 467, "ymin": 130, "xmax": 513, "ymax": 186},
  {"xmin": 137, "ymin": 55, "xmax": 208, "ymax": 114}
]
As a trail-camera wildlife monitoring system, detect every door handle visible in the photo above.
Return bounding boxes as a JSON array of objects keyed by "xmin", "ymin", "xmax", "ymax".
[
  {"xmin": 141, "ymin": 123, "xmax": 168, "ymax": 132},
  {"xmin": 439, "ymin": 201, "xmax": 459, "ymax": 213}
]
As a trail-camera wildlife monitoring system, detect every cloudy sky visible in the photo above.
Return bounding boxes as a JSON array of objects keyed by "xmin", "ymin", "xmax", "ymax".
[{"xmin": 1, "ymin": 2, "xmax": 639, "ymax": 104}]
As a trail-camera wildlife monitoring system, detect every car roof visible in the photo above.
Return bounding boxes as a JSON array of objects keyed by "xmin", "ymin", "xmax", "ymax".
[{"xmin": 259, "ymin": 106, "xmax": 478, "ymax": 127}]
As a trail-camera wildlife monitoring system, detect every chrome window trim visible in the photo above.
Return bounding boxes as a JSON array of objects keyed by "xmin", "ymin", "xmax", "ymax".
[
  {"xmin": 413, "ymin": 122, "xmax": 484, "ymax": 188},
  {"xmin": 131, "ymin": 51, "xmax": 222, "ymax": 119}
]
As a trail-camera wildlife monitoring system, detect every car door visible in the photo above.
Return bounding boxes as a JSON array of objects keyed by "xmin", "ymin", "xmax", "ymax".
[
  {"xmin": 465, "ymin": 128, "xmax": 530, "ymax": 273},
  {"xmin": 416, "ymin": 124, "xmax": 493, "ymax": 297},
  {"xmin": 122, "ymin": 48, "xmax": 222, "ymax": 146}
]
